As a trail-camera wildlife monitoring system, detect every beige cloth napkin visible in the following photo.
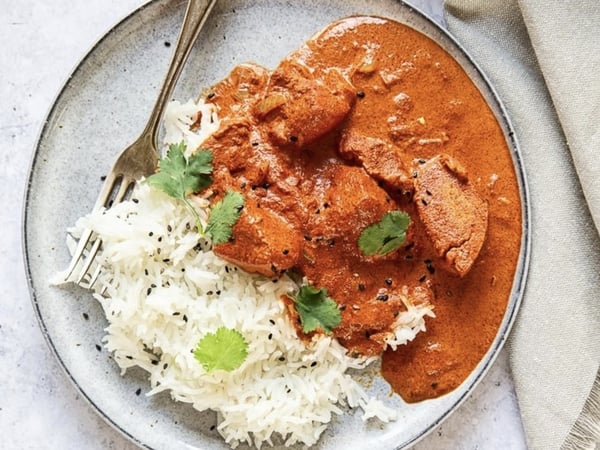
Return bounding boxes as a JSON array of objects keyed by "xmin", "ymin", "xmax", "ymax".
[{"xmin": 443, "ymin": 1, "xmax": 600, "ymax": 449}]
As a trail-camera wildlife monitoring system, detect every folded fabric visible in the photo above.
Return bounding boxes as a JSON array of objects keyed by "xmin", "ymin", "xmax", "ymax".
[{"xmin": 443, "ymin": 1, "xmax": 600, "ymax": 449}]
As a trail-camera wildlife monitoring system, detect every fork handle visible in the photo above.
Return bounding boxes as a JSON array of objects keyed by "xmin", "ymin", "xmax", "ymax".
[{"xmin": 141, "ymin": 0, "xmax": 218, "ymax": 146}]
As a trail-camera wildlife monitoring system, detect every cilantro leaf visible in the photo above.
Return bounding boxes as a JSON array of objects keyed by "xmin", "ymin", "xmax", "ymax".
[
  {"xmin": 146, "ymin": 142, "xmax": 213, "ymax": 199},
  {"xmin": 206, "ymin": 190, "xmax": 245, "ymax": 245},
  {"xmin": 193, "ymin": 327, "xmax": 248, "ymax": 373},
  {"xmin": 358, "ymin": 211, "xmax": 410, "ymax": 256},
  {"xmin": 288, "ymin": 285, "xmax": 341, "ymax": 334},
  {"xmin": 145, "ymin": 142, "xmax": 212, "ymax": 232}
]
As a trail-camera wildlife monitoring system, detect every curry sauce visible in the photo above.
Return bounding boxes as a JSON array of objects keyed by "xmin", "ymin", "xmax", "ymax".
[{"xmin": 198, "ymin": 17, "xmax": 521, "ymax": 403}]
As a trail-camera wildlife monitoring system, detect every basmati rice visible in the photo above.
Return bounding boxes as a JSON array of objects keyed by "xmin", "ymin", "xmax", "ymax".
[{"xmin": 54, "ymin": 97, "xmax": 434, "ymax": 448}]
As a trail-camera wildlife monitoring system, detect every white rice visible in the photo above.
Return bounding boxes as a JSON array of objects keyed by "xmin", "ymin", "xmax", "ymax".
[{"xmin": 54, "ymin": 97, "xmax": 434, "ymax": 448}]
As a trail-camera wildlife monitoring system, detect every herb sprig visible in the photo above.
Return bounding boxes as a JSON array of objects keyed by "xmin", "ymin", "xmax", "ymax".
[
  {"xmin": 193, "ymin": 326, "xmax": 249, "ymax": 373},
  {"xmin": 288, "ymin": 285, "xmax": 341, "ymax": 334},
  {"xmin": 357, "ymin": 211, "xmax": 410, "ymax": 256}
]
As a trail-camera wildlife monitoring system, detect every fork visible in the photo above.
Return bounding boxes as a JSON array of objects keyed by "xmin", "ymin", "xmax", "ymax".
[{"xmin": 63, "ymin": 0, "xmax": 217, "ymax": 288}]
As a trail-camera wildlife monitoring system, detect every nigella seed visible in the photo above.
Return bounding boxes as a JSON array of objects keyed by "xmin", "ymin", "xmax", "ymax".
[
  {"xmin": 310, "ymin": 361, "xmax": 317, "ymax": 367},
  {"xmin": 225, "ymin": 266, "xmax": 230, "ymax": 273},
  {"xmin": 100, "ymin": 175, "xmax": 107, "ymax": 181},
  {"xmin": 172, "ymin": 312, "xmax": 181, "ymax": 316},
  {"xmin": 323, "ymin": 202, "xmax": 330, "ymax": 208},
  {"xmin": 147, "ymin": 288, "xmax": 152, "ymax": 295},
  {"xmin": 162, "ymin": 258, "xmax": 170, "ymax": 263},
  {"xmin": 385, "ymin": 278, "xmax": 393, "ymax": 286},
  {"xmin": 419, "ymin": 275, "xmax": 427, "ymax": 282},
  {"xmin": 158, "ymin": 236, "xmax": 163, "ymax": 242},
  {"xmin": 215, "ymin": 290, "xmax": 221, "ymax": 295},
  {"xmin": 412, "ymin": 171, "xmax": 418, "ymax": 178},
  {"xmin": 95, "ymin": 344, "xmax": 102, "ymax": 352},
  {"xmin": 207, "ymin": 290, "xmax": 214, "ymax": 295},
  {"xmin": 418, "ymin": 158, "xmax": 426, "ymax": 164},
  {"xmin": 279, "ymin": 356, "xmax": 286, "ymax": 362},
  {"xmin": 149, "ymin": 231, "xmax": 154, "ymax": 237},
  {"xmin": 207, "ymin": 92, "xmax": 215, "ymax": 99},
  {"xmin": 427, "ymin": 265, "xmax": 435, "ymax": 274},
  {"xmin": 82, "ymin": 312, "xmax": 89, "ymax": 320},
  {"xmin": 167, "ymin": 225, "xmax": 172, "ymax": 232},
  {"xmin": 135, "ymin": 388, "xmax": 142, "ymax": 396},
  {"xmin": 268, "ymin": 333, "xmax": 273, "ymax": 340},
  {"xmin": 376, "ymin": 294, "xmax": 389, "ymax": 301},
  {"xmin": 339, "ymin": 304, "xmax": 346, "ymax": 311},
  {"xmin": 144, "ymin": 269, "xmax": 149, "ymax": 276},
  {"xmin": 262, "ymin": 182, "xmax": 270, "ymax": 189},
  {"xmin": 163, "ymin": 363, "xmax": 168, "ymax": 370},
  {"xmin": 304, "ymin": 234, "xmax": 312, "ymax": 241},
  {"xmin": 357, "ymin": 91, "xmax": 365, "ymax": 98},
  {"xmin": 269, "ymin": 319, "xmax": 276, "ymax": 325},
  {"xmin": 183, "ymin": 315, "xmax": 188, "ymax": 322},
  {"xmin": 151, "ymin": 284, "xmax": 157, "ymax": 288},
  {"xmin": 365, "ymin": 331, "xmax": 371, "ymax": 339},
  {"xmin": 289, "ymin": 135, "xmax": 298, "ymax": 143},
  {"xmin": 151, "ymin": 360, "xmax": 159, "ymax": 366},
  {"xmin": 282, "ymin": 249, "xmax": 289, "ymax": 255},
  {"xmin": 358, "ymin": 283, "xmax": 366, "ymax": 291},
  {"xmin": 421, "ymin": 198, "xmax": 428, "ymax": 206},
  {"xmin": 132, "ymin": 198, "xmax": 139, "ymax": 203}
]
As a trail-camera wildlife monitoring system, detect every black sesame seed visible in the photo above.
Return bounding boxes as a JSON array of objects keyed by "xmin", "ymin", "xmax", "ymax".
[
  {"xmin": 419, "ymin": 275, "xmax": 427, "ymax": 282},
  {"xmin": 328, "ymin": 238, "xmax": 335, "ymax": 247},
  {"xmin": 151, "ymin": 360, "xmax": 159, "ymax": 366},
  {"xmin": 135, "ymin": 388, "xmax": 142, "ymax": 396},
  {"xmin": 289, "ymin": 135, "xmax": 298, "ymax": 143},
  {"xmin": 167, "ymin": 225, "xmax": 172, "ymax": 232},
  {"xmin": 365, "ymin": 331, "xmax": 371, "ymax": 338},
  {"xmin": 132, "ymin": 198, "xmax": 139, "ymax": 203},
  {"xmin": 376, "ymin": 294, "xmax": 389, "ymax": 301},
  {"xmin": 149, "ymin": 231, "xmax": 154, "ymax": 237},
  {"xmin": 268, "ymin": 333, "xmax": 273, "ymax": 340},
  {"xmin": 164, "ymin": 41, "xmax": 171, "ymax": 47},
  {"xmin": 418, "ymin": 158, "xmax": 426, "ymax": 164},
  {"xmin": 385, "ymin": 278, "xmax": 393, "ymax": 286},
  {"xmin": 262, "ymin": 182, "xmax": 271, "ymax": 189},
  {"xmin": 278, "ymin": 356, "xmax": 286, "ymax": 362},
  {"xmin": 151, "ymin": 283, "xmax": 157, "ymax": 288},
  {"xmin": 183, "ymin": 315, "xmax": 188, "ymax": 323},
  {"xmin": 304, "ymin": 234, "xmax": 312, "ymax": 241},
  {"xmin": 100, "ymin": 175, "xmax": 107, "ymax": 181},
  {"xmin": 357, "ymin": 91, "xmax": 365, "ymax": 98},
  {"xmin": 158, "ymin": 236, "xmax": 163, "ymax": 242},
  {"xmin": 207, "ymin": 291, "xmax": 214, "ymax": 295},
  {"xmin": 358, "ymin": 283, "xmax": 366, "ymax": 291},
  {"xmin": 162, "ymin": 258, "xmax": 170, "ymax": 263},
  {"xmin": 251, "ymin": 142, "xmax": 259, "ymax": 147},
  {"xmin": 339, "ymin": 304, "xmax": 346, "ymax": 311},
  {"xmin": 163, "ymin": 363, "xmax": 168, "ymax": 370},
  {"xmin": 412, "ymin": 171, "xmax": 418, "ymax": 178},
  {"xmin": 431, "ymin": 382, "xmax": 439, "ymax": 389},
  {"xmin": 147, "ymin": 288, "xmax": 152, "ymax": 295},
  {"xmin": 172, "ymin": 312, "xmax": 181, "ymax": 316},
  {"xmin": 427, "ymin": 265, "xmax": 435, "ymax": 274},
  {"xmin": 144, "ymin": 269, "xmax": 149, "ymax": 276},
  {"xmin": 310, "ymin": 361, "xmax": 317, "ymax": 367},
  {"xmin": 225, "ymin": 266, "xmax": 230, "ymax": 273},
  {"xmin": 215, "ymin": 290, "xmax": 221, "ymax": 295},
  {"xmin": 95, "ymin": 344, "xmax": 102, "ymax": 352},
  {"xmin": 82, "ymin": 312, "xmax": 89, "ymax": 320},
  {"xmin": 269, "ymin": 319, "xmax": 276, "ymax": 325},
  {"xmin": 315, "ymin": 208, "xmax": 320, "ymax": 214},
  {"xmin": 207, "ymin": 92, "xmax": 215, "ymax": 99},
  {"xmin": 282, "ymin": 249, "xmax": 289, "ymax": 255}
]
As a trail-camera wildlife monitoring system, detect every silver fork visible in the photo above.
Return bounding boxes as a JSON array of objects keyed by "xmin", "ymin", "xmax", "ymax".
[{"xmin": 63, "ymin": 0, "xmax": 217, "ymax": 288}]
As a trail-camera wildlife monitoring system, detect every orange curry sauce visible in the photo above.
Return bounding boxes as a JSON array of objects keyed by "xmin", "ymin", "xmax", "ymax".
[{"xmin": 199, "ymin": 17, "xmax": 521, "ymax": 402}]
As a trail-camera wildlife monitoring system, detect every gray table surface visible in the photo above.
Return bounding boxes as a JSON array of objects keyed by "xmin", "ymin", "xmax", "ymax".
[{"xmin": 1, "ymin": 0, "xmax": 527, "ymax": 448}]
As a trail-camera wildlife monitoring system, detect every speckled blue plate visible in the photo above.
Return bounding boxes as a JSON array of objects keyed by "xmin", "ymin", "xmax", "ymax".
[{"xmin": 23, "ymin": 0, "xmax": 530, "ymax": 449}]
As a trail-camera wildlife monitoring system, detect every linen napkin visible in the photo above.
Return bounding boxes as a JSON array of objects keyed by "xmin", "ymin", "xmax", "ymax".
[{"xmin": 443, "ymin": 1, "xmax": 600, "ymax": 448}]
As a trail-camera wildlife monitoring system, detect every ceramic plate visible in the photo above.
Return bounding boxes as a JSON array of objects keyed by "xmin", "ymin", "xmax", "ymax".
[{"xmin": 24, "ymin": 0, "xmax": 530, "ymax": 449}]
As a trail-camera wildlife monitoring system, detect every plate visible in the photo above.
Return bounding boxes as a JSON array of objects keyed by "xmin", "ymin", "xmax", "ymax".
[{"xmin": 23, "ymin": 0, "xmax": 530, "ymax": 449}]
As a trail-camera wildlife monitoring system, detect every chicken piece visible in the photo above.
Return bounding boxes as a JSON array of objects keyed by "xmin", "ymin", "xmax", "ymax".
[
  {"xmin": 302, "ymin": 163, "xmax": 402, "ymax": 248},
  {"xmin": 414, "ymin": 154, "xmax": 487, "ymax": 277},
  {"xmin": 338, "ymin": 131, "xmax": 414, "ymax": 193},
  {"xmin": 205, "ymin": 63, "xmax": 270, "ymax": 116},
  {"xmin": 213, "ymin": 197, "xmax": 301, "ymax": 277},
  {"xmin": 256, "ymin": 59, "xmax": 356, "ymax": 149}
]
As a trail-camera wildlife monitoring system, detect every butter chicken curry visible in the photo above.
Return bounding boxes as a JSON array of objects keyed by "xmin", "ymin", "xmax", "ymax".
[{"xmin": 196, "ymin": 16, "xmax": 521, "ymax": 403}]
